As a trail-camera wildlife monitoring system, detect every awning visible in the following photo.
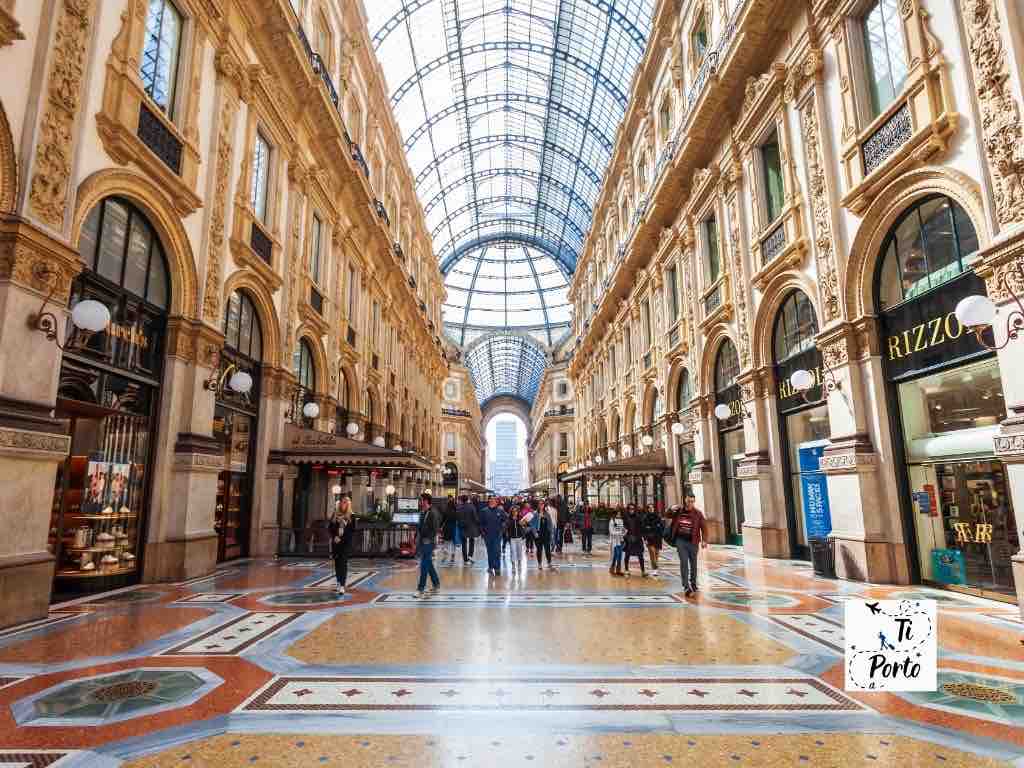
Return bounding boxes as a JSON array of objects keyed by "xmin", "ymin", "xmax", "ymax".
[
  {"xmin": 460, "ymin": 478, "xmax": 492, "ymax": 493},
  {"xmin": 561, "ymin": 448, "xmax": 673, "ymax": 482},
  {"xmin": 269, "ymin": 426, "xmax": 435, "ymax": 470},
  {"xmin": 521, "ymin": 477, "xmax": 552, "ymax": 493}
]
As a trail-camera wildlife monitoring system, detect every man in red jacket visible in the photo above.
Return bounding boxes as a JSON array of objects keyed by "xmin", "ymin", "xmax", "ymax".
[{"xmin": 670, "ymin": 492, "xmax": 708, "ymax": 597}]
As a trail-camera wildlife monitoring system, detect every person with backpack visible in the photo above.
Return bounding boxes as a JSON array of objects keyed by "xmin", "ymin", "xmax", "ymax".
[
  {"xmin": 414, "ymin": 492, "xmax": 441, "ymax": 598},
  {"xmin": 668, "ymin": 493, "xmax": 709, "ymax": 597},
  {"xmin": 642, "ymin": 504, "xmax": 663, "ymax": 577}
]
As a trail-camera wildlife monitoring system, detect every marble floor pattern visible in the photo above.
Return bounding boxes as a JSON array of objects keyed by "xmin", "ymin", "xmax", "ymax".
[{"xmin": 0, "ymin": 545, "xmax": 1021, "ymax": 767}]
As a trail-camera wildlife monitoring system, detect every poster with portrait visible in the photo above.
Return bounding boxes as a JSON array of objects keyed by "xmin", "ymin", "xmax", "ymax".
[
  {"xmin": 82, "ymin": 461, "xmax": 110, "ymax": 514},
  {"xmin": 109, "ymin": 463, "xmax": 132, "ymax": 514}
]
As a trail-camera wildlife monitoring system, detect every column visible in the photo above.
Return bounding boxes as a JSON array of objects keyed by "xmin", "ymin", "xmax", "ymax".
[
  {"xmin": 737, "ymin": 369, "xmax": 787, "ymax": 557},
  {"xmin": 686, "ymin": 397, "xmax": 724, "ymax": 543},
  {"xmin": 145, "ymin": 319, "xmax": 226, "ymax": 582},
  {"xmin": 818, "ymin": 322, "xmax": 910, "ymax": 584},
  {"xmin": 0, "ymin": 219, "xmax": 81, "ymax": 628},
  {"xmin": 253, "ymin": 366, "xmax": 292, "ymax": 556}
]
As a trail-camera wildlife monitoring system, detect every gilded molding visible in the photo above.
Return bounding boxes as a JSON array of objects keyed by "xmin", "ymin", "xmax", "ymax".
[
  {"xmin": 0, "ymin": 215, "xmax": 82, "ymax": 303},
  {"xmin": 799, "ymin": 98, "xmax": 841, "ymax": 324},
  {"xmin": 29, "ymin": 0, "xmax": 95, "ymax": 229},
  {"xmin": 960, "ymin": 0, "xmax": 1024, "ymax": 228},
  {"xmin": 0, "ymin": 101, "xmax": 15, "ymax": 212},
  {"xmin": 202, "ymin": 85, "xmax": 241, "ymax": 324},
  {"xmin": 0, "ymin": 426, "xmax": 71, "ymax": 458},
  {"xmin": 165, "ymin": 316, "xmax": 224, "ymax": 365}
]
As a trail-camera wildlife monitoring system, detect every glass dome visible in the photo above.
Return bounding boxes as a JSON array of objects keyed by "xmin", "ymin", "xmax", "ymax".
[{"xmin": 365, "ymin": 0, "xmax": 655, "ymax": 399}]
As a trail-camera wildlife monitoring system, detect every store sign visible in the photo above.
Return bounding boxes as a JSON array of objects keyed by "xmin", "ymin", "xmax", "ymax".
[
  {"xmin": 107, "ymin": 321, "xmax": 150, "ymax": 349},
  {"xmin": 776, "ymin": 348, "xmax": 824, "ymax": 413},
  {"xmin": 952, "ymin": 521, "xmax": 995, "ymax": 544},
  {"xmin": 881, "ymin": 271, "xmax": 989, "ymax": 381},
  {"xmin": 798, "ymin": 443, "xmax": 832, "ymax": 540}
]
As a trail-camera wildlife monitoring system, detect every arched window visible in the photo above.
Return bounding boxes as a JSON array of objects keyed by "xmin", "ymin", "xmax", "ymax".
[
  {"xmin": 773, "ymin": 291, "xmax": 818, "ymax": 364},
  {"xmin": 676, "ymin": 369, "xmax": 691, "ymax": 412},
  {"xmin": 78, "ymin": 197, "xmax": 170, "ymax": 309},
  {"xmin": 877, "ymin": 195, "xmax": 979, "ymax": 310},
  {"xmin": 293, "ymin": 339, "xmax": 315, "ymax": 391},
  {"xmin": 651, "ymin": 388, "xmax": 664, "ymax": 423},
  {"xmin": 366, "ymin": 389, "xmax": 376, "ymax": 442},
  {"xmin": 715, "ymin": 339, "xmax": 741, "ymax": 393},
  {"xmin": 223, "ymin": 291, "xmax": 263, "ymax": 362}
]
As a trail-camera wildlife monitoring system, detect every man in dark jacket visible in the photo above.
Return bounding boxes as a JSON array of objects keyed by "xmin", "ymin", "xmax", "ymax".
[
  {"xmin": 478, "ymin": 496, "xmax": 505, "ymax": 575},
  {"xmin": 555, "ymin": 495, "xmax": 569, "ymax": 553},
  {"xmin": 415, "ymin": 492, "xmax": 441, "ymax": 597},
  {"xmin": 671, "ymin": 493, "xmax": 709, "ymax": 597},
  {"xmin": 457, "ymin": 495, "xmax": 479, "ymax": 563}
]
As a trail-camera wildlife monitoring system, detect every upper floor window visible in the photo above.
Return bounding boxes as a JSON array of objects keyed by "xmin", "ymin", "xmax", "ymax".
[
  {"xmin": 289, "ymin": 0, "xmax": 302, "ymax": 16},
  {"xmin": 861, "ymin": 0, "xmax": 909, "ymax": 118},
  {"xmin": 637, "ymin": 156, "xmax": 648, "ymax": 190},
  {"xmin": 251, "ymin": 132, "xmax": 271, "ymax": 224},
  {"xmin": 642, "ymin": 299, "xmax": 652, "ymax": 348},
  {"xmin": 141, "ymin": 0, "xmax": 183, "ymax": 115},
  {"xmin": 676, "ymin": 369, "xmax": 692, "ymax": 412},
  {"xmin": 294, "ymin": 339, "xmax": 316, "ymax": 392},
  {"xmin": 557, "ymin": 381, "xmax": 569, "ymax": 397},
  {"xmin": 703, "ymin": 215, "xmax": 720, "ymax": 285},
  {"xmin": 445, "ymin": 432, "xmax": 456, "ymax": 456},
  {"xmin": 621, "ymin": 200, "xmax": 630, "ymax": 235},
  {"xmin": 310, "ymin": 214, "xmax": 323, "ymax": 283},
  {"xmin": 315, "ymin": 14, "xmax": 331, "ymax": 61},
  {"xmin": 559, "ymin": 432, "xmax": 568, "ymax": 456},
  {"xmin": 347, "ymin": 266, "xmax": 359, "ymax": 321},
  {"xmin": 877, "ymin": 195, "xmax": 979, "ymax": 309},
  {"xmin": 659, "ymin": 97, "xmax": 672, "ymax": 141},
  {"xmin": 624, "ymin": 323, "xmax": 632, "ymax": 363},
  {"xmin": 692, "ymin": 13, "xmax": 709, "ymax": 61},
  {"xmin": 761, "ymin": 132, "xmax": 785, "ymax": 224},
  {"xmin": 666, "ymin": 265, "xmax": 680, "ymax": 322}
]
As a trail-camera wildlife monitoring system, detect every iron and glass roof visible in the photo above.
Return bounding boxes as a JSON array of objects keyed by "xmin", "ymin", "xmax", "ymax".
[
  {"xmin": 462, "ymin": 332, "xmax": 548, "ymax": 405},
  {"xmin": 366, "ymin": 0, "xmax": 655, "ymax": 399}
]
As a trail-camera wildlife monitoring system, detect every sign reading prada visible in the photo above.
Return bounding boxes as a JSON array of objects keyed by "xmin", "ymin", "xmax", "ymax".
[{"xmin": 880, "ymin": 271, "xmax": 989, "ymax": 381}]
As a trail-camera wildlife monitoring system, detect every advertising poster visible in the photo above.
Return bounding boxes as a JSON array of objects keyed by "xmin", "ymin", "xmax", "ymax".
[{"xmin": 798, "ymin": 442, "xmax": 832, "ymax": 540}]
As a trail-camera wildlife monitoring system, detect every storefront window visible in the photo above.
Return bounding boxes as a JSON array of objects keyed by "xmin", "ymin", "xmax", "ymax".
[
  {"xmin": 877, "ymin": 196, "xmax": 979, "ymax": 310},
  {"xmin": 715, "ymin": 339, "xmax": 744, "ymax": 543},
  {"xmin": 49, "ymin": 198, "xmax": 170, "ymax": 595}
]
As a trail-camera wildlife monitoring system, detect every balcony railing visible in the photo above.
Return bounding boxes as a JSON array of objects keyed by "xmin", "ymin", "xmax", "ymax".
[
  {"xmin": 442, "ymin": 408, "xmax": 471, "ymax": 418},
  {"xmin": 351, "ymin": 143, "xmax": 369, "ymax": 177},
  {"xmin": 704, "ymin": 282, "xmax": 724, "ymax": 315},
  {"xmin": 761, "ymin": 222, "xmax": 787, "ymax": 265},
  {"xmin": 250, "ymin": 221, "xmax": 273, "ymax": 264},
  {"xmin": 642, "ymin": 351, "xmax": 652, "ymax": 370},
  {"xmin": 687, "ymin": 52, "xmax": 719, "ymax": 109},
  {"xmin": 374, "ymin": 198, "xmax": 390, "ymax": 228},
  {"xmin": 543, "ymin": 406, "xmax": 574, "ymax": 417},
  {"xmin": 669, "ymin": 327, "xmax": 680, "ymax": 349},
  {"xmin": 408, "ymin": 274, "xmax": 417, "ymax": 289},
  {"xmin": 137, "ymin": 103, "xmax": 183, "ymax": 175},
  {"xmin": 393, "ymin": 241, "xmax": 404, "ymax": 260},
  {"xmin": 862, "ymin": 102, "xmax": 913, "ymax": 176},
  {"xmin": 346, "ymin": 326, "xmax": 356, "ymax": 346},
  {"xmin": 310, "ymin": 286, "xmax": 324, "ymax": 315}
]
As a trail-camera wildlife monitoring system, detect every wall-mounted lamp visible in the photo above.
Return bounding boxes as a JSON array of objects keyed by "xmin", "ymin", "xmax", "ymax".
[
  {"xmin": 303, "ymin": 401, "xmax": 320, "ymax": 420},
  {"xmin": 373, "ymin": 436, "xmax": 386, "ymax": 447},
  {"xmin": 202, "ymin": 351, "xmax": 254, "ymax": 398},
  {"xmin": 671, "ymin": 421, "xmax": 685, "ymax": 435},
  {"xmin": 30, "ymin": 266, "xmax": 111, "ymax": 350},
  {"xmin": 714, "ymin": 402, "xmax": 751, "ymax": 421},
  {"xmin": 955, "ymin": 262, "xmax": 1024, "ymax": 351},
  {"xmin": 385, "ymin": 484, "xmax": 396, "ymax": 496},
  {"xmin": 393, "ymin": 443, "xmax": 403, "ymax": 452},
  {"xmin": 607, "ymin": 448, "xmax": 617, "ymax": 461},
  {"xmin": 346, "ymin": 421, "xmax": 359, "ymax": 437},
  {"xmin": 789, "ymin": 363, "xmax": 842, "ymax": 407},
  {"xmin": 641, "ymin": 434, "xmax": 654, "ymax": 447},
  {"xmin": 331, "ymin": 484, "xmax": 343, "ymax": 496}
]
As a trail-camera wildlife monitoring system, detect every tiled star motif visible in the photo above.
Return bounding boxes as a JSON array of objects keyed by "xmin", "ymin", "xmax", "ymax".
[
  {"xmin": 376, "ymin": 593, "xmax": 677, "ymax": 606},
  {"xmin": 240, "ymin": 677, "xmax": 864, "ymax": 712},
  {"xmin": 769, "ymin": 614, "xmax": 844, "ymax": 652},
  {"xmin": 173, "ymin": 593, "xmax": 242, "ymax": 604},
  {"xmin": 161, "ymin": 612, "xmax": 300, "ymax": 656}
]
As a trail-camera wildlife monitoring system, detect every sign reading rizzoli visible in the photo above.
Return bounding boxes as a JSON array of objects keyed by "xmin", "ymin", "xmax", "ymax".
[{"xmin": 880, "ymin": 271, "xmax": 991, "ymax": 381}]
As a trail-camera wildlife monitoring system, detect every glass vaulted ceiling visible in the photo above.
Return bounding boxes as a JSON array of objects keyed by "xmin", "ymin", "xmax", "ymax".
[{"xmin": 366, "ymin": 0, "xmax": 655, "ymax": 398}]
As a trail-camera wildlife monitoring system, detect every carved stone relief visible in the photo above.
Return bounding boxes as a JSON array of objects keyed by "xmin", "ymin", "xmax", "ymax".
[{"xmin": 799, "ymin": 98, "xmax": 841, "ymax": 323}]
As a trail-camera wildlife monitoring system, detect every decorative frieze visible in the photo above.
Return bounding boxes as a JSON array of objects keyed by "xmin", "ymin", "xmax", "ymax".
[
  {"xmin": 28, "ymin": 0, "xmax": 95, "ymax": 229},
  {"xmin": 0, "ymin": 426, "xmax": 71, "ymax": 458},
  {"xmin": 799, "ymin": 98, "xmax": 841, "ymax": 324},
  {"xmin": 959, "ymin": 0, "xmax": 1024, "ymax": 228}
]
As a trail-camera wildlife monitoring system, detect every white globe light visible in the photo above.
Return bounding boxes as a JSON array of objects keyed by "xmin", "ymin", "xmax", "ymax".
[
  {"xmin": 302, "ymin": 401, "xmax": 320, "ymax": 419},
  {"xmin": 955, "ymin": 294, "xmax": 996, "ymax": 328},
  {"xmin": 346, "ymin": 421, "xmax": 359, "ymax": 436},
  {"xmin": 373, "ymin": 436, "xmax": 386, "ymax": 447},
  {"xmin": 642, "ymin": 434, "xmax": 654, "ymax": 446},
  {"xmin": 585, "ymin": 460, "xmax": 592, "ymax": 467},
  {"xmin": 228, "ymin": 370, "xmax": 253, "ymax": 394},
  {"xmin": 71, "ymin": 299, "xmax": 111, "ymax": 333},
  {"xmin": 790, "ymin": 368, "xmax": 815, "ymax": 392},
  {"xmin": 622, "ymin": 444, "xmax": 632, "ymax": 455},
  {"xmin": 385, "ymin": 484, "xmax": 396, "ymax": 495},
  {"xmin": 714, "ymin": 403, "xmax": 732, "ymax": 421},
  {"xmin": 671, "ymin": 421, "xmax": 685, "ymax": 435},
  {"xmin": 331, "ymin": 484, "xmax": 343, "ymax": 495},
  {"xmin": 608, "ymin": 449, "xmax": 616, "ymax": 460},
  {"xmin": 394, "ymin": 444, "xmax": 403, "ymax": 452},
  {"xmin": 595, "ymin": 455, "xmax": 602, "ymax": 464}
]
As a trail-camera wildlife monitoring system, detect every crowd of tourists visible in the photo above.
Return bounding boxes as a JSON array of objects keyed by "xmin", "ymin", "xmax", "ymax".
[{"xmin": 341, "ymin": 491, "xmax": 707, "ymax": 599}]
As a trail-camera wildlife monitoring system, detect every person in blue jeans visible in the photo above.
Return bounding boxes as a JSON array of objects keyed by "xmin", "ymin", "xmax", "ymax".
[
  {"xmin": 414, "ymin": 492, "xmax": 441, "ymax": 598},
  {"xmin": 608, "ymin": 509, "xmax": 625, "ymax": 576}
]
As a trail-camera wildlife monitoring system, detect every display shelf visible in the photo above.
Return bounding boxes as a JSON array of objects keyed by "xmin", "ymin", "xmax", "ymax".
[
  {"xmin": 55, "ymin": 563, "xmax": 138, "ymax": 578},
  {"xmin": 62, "ymin": 513, "xmax": 139, "ymax": 521}
]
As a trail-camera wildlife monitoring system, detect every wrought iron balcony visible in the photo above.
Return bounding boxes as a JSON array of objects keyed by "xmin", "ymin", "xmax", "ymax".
[
  {"xmin": 862, "ymin": 103, "xmax": 913, "ymax": 176},
  {"xmin": 310, "ymin": 285, "xmax": 324, "ymax": 315},
  {"xmin": 250, "ymin": 222, "xmax": 273, "ymax": 264},
  {"xmin": 137, "ymin": 103, "xmax": 182, "ymax": 175},
  {"xmin": 442, "ymin": 408, "xmax": 471, "ymax": 418},
  {"xmin": 393, "ymin": 241, "xmax": 404, "ymax": 260},
  {"xmin": 350, "ymin": 143, "xmax": 369, "ymax": 177},
  {"xmin": 374, "ymin": 199, "xmax": 390, "ymax": 228},
  {"xmin": 346, "ymin": 326, "xmax": 356, "ymax": 346},
  {"xmin": 761, "ymin": 222, "xmax": 787, "ymax": 266}
]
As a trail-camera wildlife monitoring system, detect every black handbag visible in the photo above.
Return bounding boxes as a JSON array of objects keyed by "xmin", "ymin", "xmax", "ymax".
[{"xmin": 662, "ymin": 519, "xmax": 677, "ymax": 547}]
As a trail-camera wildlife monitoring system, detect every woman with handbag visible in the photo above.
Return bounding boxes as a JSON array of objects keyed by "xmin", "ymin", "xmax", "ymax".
[
  {"xmin": 328, "ymin": 496, "xmax": 356, "ymax": 594},
  {"xmin": 622, "ymin": 503, "xmax": 646, "ymax": 577}
]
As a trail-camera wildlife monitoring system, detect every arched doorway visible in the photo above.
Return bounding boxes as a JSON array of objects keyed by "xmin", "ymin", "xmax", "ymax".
[
  {"xmin": 443, "ymin": 461, "xmax": 459, "ymax": 489},
  {"xmin": 873, "ymin": 195, "xmax": 1016, "ymax": 599},
  {"xmin": 49, "ymin": 197, "xmax": 171, "ymax": 596},
  {"xmin": 772, "ymin": 290, "xmax": 826, "ymax": 560},
  {"xmin": 714, "ymin": 339, "xmax": 744, "ymax": 545},
  {"xmin": 213, "ymin": 290, "xmax": 263, "ymax": 562},
  {"xmin": 675, "ymin": 368, "xmax": 695, "ymax": 494}
]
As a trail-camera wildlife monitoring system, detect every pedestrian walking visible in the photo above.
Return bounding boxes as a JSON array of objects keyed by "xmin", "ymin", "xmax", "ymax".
[
  {"xmin": 669, "ymin": 493, "xmax": 708, "ymax": 597},
  {"xmin": 554, "ymin": 495, "xmax": 569, "ymax": 554},
  {"xmin": 479, "ymin": 496, "xmax": 505, "ymax": 575},
  {"xmin": 328, "ymin": 495, "xmax": 356, "ymax": 593},
  {"xmin": 642, "ymin": 504, "xmax": 663, "ymax": 576},
  {"xmin": 622, "ymin": 503, "xmax": 646, "ymax": 577},
  {"xmin": 457, "ymin": 494, "xmax": 479, "ymax": 563},
  {"xmin": 532, "ymin": 502, "xmax": 554, "ymax": 569},
  {"xmin": 442, "ymin": 496, "xmax": 458, "ymax": 564},
  {"xmin": 580, "ymin": 505, "xmax": 594, "ymax": 554},
  {"xmin": 414, "ymin": 492, "xmax": 441, "ymax": 598},
  {"xmin": 506, "ymin": 505, "xmax": 527, "ymax": 575},
  {"xmin": 608, "ymin": 508, "xmax": 625, "ymax": 576}
]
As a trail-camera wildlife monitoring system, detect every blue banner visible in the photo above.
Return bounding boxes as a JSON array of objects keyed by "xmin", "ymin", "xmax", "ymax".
[
  {"xmin": 798, "ymin": 444, "xmax": 832, "ymax": 540},
  {"xmin": 930, "ymin": 548, "xmax": 966, "ymax": 584}
]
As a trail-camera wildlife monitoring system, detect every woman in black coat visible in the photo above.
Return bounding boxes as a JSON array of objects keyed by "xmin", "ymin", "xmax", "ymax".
[
  {"xmin": 328, "ymin": 496, "xmax": 356, "ymax": 593},
  {"xmin": 622, "ymin": 504, "xmax": 646, "ymax": 577}
]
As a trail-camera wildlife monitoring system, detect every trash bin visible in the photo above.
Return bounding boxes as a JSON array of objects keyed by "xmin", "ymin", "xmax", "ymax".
[{"xmin": 809, "ymin": 537, "xmax": 835, "ymax": 578}]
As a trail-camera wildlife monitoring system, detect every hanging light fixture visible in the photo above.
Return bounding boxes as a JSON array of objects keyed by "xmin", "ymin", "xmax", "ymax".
[
  {"xmin": 202, "ymin": 351, "xmax": 254, "ymax": 398},
  {"xmin": 346, "ymin": 421, "xmax": 359, "ymax": 436},
  {"xmin": 641, "ymin": 434, "xmax": 654, "ymax": 447},
  {"xmin": 373, "ymin": 435, "xmax": 386, "ymax": 447},
  {"xmin": 30, "ymin": 268, "xmax": 112, "ymax": 351},
  {"xmin": 671, "ymin": 421, "xmax": 685, "ymax": 435},
  {"xmin": 302, "ymin": 401, "xmax": 320, "ymax": 419}
]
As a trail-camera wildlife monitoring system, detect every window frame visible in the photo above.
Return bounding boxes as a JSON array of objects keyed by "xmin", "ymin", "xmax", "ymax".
[
  {"xmin": 251, "ymin": 131, "xmax": 272, "ymax": 225},
  {"xmin": 858, "ymin": 0, "xmax": 910, "ymax": 120},
  {"xmin": 309, "ymin": 213, "xmax": 323, "ymax": 285},
  {"xmin": 759, "ymin": 130, "xmax": 785, "ymax": 226},
  {"xmin": 140, "ymin": 0, "xmax": 185, "ymax": 118},
  {"xmin": 666, "ymin": 264, "xmax": 680, "ymax": 323},
  {"xmin": 702, "ymin": 213, "xmax": 721, "ymax": 287}
]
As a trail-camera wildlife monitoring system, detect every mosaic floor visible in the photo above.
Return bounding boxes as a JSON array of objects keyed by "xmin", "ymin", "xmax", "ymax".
[{"xmin": 0, "ymin": 543, "xmax": 1021, "ymax": 767}]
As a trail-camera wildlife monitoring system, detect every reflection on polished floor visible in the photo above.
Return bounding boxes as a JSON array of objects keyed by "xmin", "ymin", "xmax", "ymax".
[{"xmin": 0, "ymin": 544, "xmax": 1021, "ymax": 767}]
